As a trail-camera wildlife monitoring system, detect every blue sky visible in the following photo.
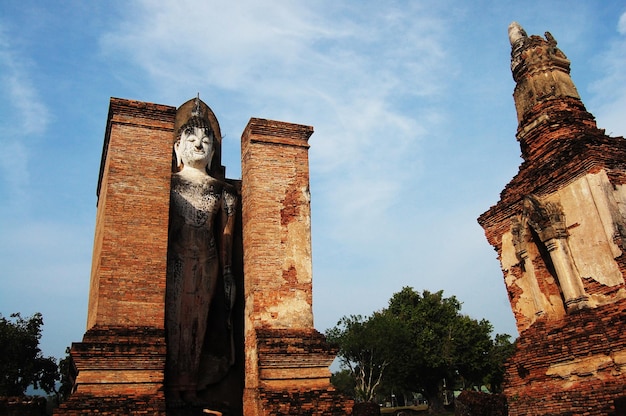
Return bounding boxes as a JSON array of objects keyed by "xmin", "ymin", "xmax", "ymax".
[{"xmin": 1, "ymin": 1, "xmax": 625, "ymax": 363}]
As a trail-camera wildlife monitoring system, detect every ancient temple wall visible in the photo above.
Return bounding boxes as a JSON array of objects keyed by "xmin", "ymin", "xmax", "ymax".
[
  {"xmin": 480, "ymin": 24, "xmax": 626, "ymax": 415},
  {"xmin": 240, "ymin": 118, "xmax": 350, "ymax": 416},
  {"xmin": 86, "ymin": 99, "xmax": 175, "ymax": 329},
  {"xmin": 498, "ymin": 170, "xmax": 626, "ymax": 333},
  {"xmin": 240, "ymin": 118, "xmax": 315, "ymax": 404},
  {"xmin": 551, "ymin": 171, "xmax": 624, "ymax": 287},
  {"xmin": 57, "ymin": 98, "xmax": 176, "ymax": 415},
  {"xmin": 499, "ymin": 229, "xmax": 566, "ymax": 331},
  {"xmin": 504, "ymin": 301, "xmax": 626, "ymax": 416},
  {"xmin": 240, "ymin": 118, "xmax": 315, "ymax": 331},
  {"xmin": 510, "ymin": 32, "xmax": 580, "ymax": 126},
  {"xmin": 614, "ymin": 183, "xmax": 626, "ymax": 219},
  {"xmin": 486, "ymin": 175, "xmax": 626, "ymax": 416},
  {"xmin": 87, "ymin": 161, "xmax": 106, "ymax": 326},
  {"xmin": 513, "ymin": 67, "xmax": 580, "ymax": 122}
]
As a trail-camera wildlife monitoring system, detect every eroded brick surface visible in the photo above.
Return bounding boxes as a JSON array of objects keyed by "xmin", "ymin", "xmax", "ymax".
[
  {"xmin": 505, "ymin": 303, "xmax": 626, "ymax": 415},
  {"xmin": 241, "ymin": 119, "xmax": 351, "ymax": 415}
]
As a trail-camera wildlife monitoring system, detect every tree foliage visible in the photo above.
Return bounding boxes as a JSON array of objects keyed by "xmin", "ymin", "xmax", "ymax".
[
  {"xmin": 483, "ymin": 333, "xmax": 515, "ymax": 393},
  {"xmin": 326, "ymin": 312, "xmax": 406, "ymax": 402},
  {"xmin": 0, "ymin": 313, "xmax": 60, "ymax": 397},
  {"xmin": 328, "ymin": 287, "xmax": 515, "ymax": 414},
  {"xmin": 57, "ymin": 347, "xmax": 75, "ymax": 402},
  {"xmin": 330, "ymin": 369, "xmax": 356, "ymax": 398}
]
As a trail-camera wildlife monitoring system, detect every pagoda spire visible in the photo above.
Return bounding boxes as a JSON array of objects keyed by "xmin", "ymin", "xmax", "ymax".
[{"xmin": 508, "ymin": 22, "xmax": 599, "ymax": 160}]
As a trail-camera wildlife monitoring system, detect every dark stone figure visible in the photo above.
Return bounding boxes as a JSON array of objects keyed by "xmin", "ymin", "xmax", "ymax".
[{"xmin": 166, "ymin": 98, "xmax": 237, "ymax": 408}]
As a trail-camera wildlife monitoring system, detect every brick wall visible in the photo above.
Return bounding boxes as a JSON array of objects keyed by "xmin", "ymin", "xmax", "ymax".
[
  {"xmin": 88, "ymin": 98, "xmax": 175, "ymax": 329},
  {"xmin": 240, "ymin": 118, "xmax": 351, "ymax": 415},
  {"xmin": 505, "ymin": 301, "xmax": 626, "ymax": 415},
  {"xmin": 56, "ymin": 98, "xmax": 175, "ymax": 415},
  {"xmin": 241, "ymin": 118, "xmax": 315, "ymax": 332}
]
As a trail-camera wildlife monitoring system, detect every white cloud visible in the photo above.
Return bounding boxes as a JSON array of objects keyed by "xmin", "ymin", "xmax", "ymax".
[
  {"xmin": 102, "ymin": 0, "xmax": 452, "ymax": 257},
  {"xmin": 0, "ymin": 25, "xmax": 50, "ymax": 203},
  {"xmin": 618, "ymin": 11, "xmax": 626, "ymax": 35},
  {"xmin": 0, "ymin": 26, "xmax": 49, "ymax": 135},
  {"xmin": 100, "ymin": 1, "xmax": 333, "ymax": 91},
  {"xmin": 588, "ymin": 13, "xmax": 626, "ymax": 137}
]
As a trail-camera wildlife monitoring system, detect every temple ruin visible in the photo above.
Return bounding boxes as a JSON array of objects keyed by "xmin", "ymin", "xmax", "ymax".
[
  {"xmin": 478, "ymin": 23, "xmax": 626, "ymax": 415},
  {"xmin": 55, "ymin": 98, "xmax": 350, "ymax": 415}
]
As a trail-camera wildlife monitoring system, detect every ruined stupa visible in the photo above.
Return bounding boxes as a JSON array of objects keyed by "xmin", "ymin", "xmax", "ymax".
[{"xmin": 478, "ymin": 23, "xmax": 626, "ymax": 415}]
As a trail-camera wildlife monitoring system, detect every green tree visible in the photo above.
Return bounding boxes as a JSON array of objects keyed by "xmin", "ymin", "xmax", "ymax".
[
  {"xmin": 451, "ymin": 316, "xmax": 495, "ymax": 390},
  {"xmin": 326, "ymin": 312, "xmax": 407, "ymax": 402},
  {"xmin": 0, "ymin": 313, "xmax": 59, "ymax": 397},
  {"xmin": 483, "ymin": 333, "xmax": 515, "ymax": 393},
  {"xmin": 384, "ymin": 288, "xmax": 459, "ymax": 413},
  {"xmin": 57, "ymin": 347, "xmax": 74, "ymax": 402},
  {"xmin": 327, "ymin": 288, "xmax": 514, "ymax": 414},
  {"xmin": 385, "ymin": 287, "xmax": 502, "ymax": 414},
  {"xmin": 330, "ymin": 369, "xmax": 356, "ymax": 398}
]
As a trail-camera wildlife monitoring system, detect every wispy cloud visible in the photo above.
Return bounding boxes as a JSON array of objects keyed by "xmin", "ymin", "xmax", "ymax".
[
  {"xmin": 588, "ymin": 11, "xmax": 626, "ymax": 137},
  {"xmin": 101, "ymin": 0, "xmax": 452, "ymax": 252},
  {"xmin": 0, "ymin": 24, "xmax": 50, "ymax": 204},
  {"xmin": 100, "ymin": 1, "xmax": 333, "ymax": 92},
  {"xmin": 619, "ymin": 11, "xmax": 626, "ymax": 35}
]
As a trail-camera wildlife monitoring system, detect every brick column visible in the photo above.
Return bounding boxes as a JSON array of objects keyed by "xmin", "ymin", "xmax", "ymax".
[
  {"xmin": 56, "ymin": 98, "xmax": 175, "ymax": 415},
  {"xmin": 87, "ymin": 98, "xmax": 175, "ymax": 329},
  {"xmin": 241, "ymin": 118, "xmax": 351, "ymax": 416},
  {"xmin": 241, "ymin": 118, "xmax": 315, "ymax": 332}
]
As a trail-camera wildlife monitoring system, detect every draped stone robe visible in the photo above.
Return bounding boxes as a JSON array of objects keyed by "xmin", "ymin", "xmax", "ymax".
[{"xmin": 166, "ymin": 173, "xmax": 236, "ymax": 390}]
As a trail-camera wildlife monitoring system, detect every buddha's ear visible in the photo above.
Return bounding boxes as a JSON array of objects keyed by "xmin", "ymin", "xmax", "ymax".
[
  {"xmin": 207, "ymin": 143, "xmax": 215, "ymax": 170},
  {"xmin": 174, "ymin": 140, "xmax": 183, "ymax": 169}
]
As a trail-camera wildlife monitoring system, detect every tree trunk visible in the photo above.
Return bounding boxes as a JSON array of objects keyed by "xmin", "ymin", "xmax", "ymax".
[
  {"xmin": 424, "ymin": 383, "xmax": 445, "ymax": 414},
  {"xmin": 352, "ymin": 402, "xmax": 381, "ymax": 416}
]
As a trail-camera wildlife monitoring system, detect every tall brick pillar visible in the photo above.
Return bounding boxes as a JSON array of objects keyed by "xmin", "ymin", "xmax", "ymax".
[
  {"xmin": 56, "ymin": 98, "xmax": 176, "ymax": 415},
  {"xmin": 241, "ymin": 118, "xmax": 350, "ymax": 415},
  {"xmin": 478, "ymin": 23, "xmax": 626, "ymax": 415}
]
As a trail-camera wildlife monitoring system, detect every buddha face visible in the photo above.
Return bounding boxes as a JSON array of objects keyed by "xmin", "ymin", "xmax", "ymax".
[{"xmin": 175, "ymin": 126, "xmax": 214, "ymax": 170}]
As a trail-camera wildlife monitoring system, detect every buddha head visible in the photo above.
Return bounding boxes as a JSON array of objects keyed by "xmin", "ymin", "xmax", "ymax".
[{"xmin": 173, "ymin": 95, "xmax": 224, "ymax": 176}]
